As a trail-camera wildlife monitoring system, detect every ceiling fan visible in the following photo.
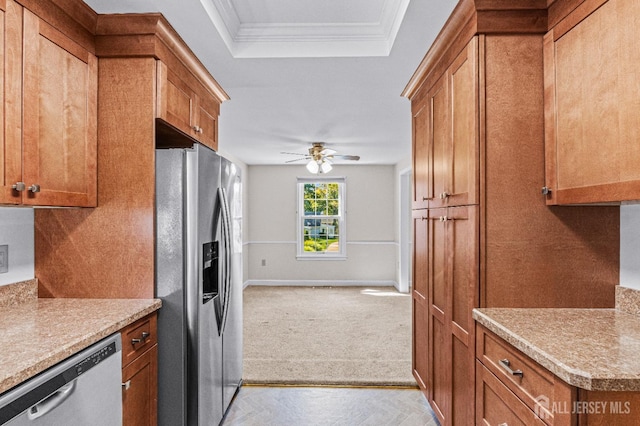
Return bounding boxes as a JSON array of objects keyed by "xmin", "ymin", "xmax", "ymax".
[{"xmin": 282, "ymin": 142, "xmax": 360, "ymax": 174}]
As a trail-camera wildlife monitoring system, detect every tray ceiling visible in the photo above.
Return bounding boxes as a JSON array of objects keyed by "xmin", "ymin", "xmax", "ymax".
[{"xmin": 200, "ymin": 0, "xmax": 411, "ymax": 58}]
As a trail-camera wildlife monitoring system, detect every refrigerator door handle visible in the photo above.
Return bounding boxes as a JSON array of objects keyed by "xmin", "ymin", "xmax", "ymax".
[{"xmin": 219, "ymin": 187, "xmax": 233, "ymax": 334}]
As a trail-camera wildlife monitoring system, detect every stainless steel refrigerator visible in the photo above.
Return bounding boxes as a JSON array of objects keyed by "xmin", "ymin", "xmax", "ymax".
[{"xmin": 155, "ymin": 143, "xmax": 242, "ymax": 426}]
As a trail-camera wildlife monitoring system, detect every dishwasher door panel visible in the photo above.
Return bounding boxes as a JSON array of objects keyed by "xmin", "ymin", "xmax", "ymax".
[{"xmin": 0, "ymin": 334, "xmax": 123, "ymax": 426}]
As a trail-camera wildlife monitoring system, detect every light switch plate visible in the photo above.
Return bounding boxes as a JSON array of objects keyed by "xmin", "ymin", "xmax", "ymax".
[{"xmin": 0, "ymin": 245, "xmax": 8, "ymax": 273}]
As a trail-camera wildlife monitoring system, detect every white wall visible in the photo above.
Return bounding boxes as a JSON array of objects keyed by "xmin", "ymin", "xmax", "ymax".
[
  {"xmin": 0, "ymin": 207, "xmax": 34, "ymax": 286},
  {"xmin": 620, "ymin": 205, "xmax": 640, "ymax": 290},
  {"xmin": 245, "ymin": 164, "xmax": 398, "ymax": 285}
]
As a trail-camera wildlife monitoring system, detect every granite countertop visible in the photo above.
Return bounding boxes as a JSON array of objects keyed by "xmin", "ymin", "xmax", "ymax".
[
  {"xmin": 0, "ymin": 280, "xmax": 161, "ymax": 395},
  {"xmin": 473, "ymin": 305, "xmax": 640, "ymax": 392}
]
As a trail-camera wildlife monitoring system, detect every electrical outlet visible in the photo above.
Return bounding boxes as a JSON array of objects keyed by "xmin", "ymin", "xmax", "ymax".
[
  {"xmin": 0, "ymin": 245, "xmax": 7, "ymax": 274},
  {"xmin": 261, "ymin": 259, "xmax": 266, "ymax": 266}
]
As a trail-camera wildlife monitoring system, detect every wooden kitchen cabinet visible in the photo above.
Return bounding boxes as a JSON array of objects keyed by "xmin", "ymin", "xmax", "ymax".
[
  {"xmin": 35, "ymin": 13, "xmax": 228, "ymax": 298},
  {"xmin": 476, "ymin": 324, "xmax": 640, "ymax": 426},
  {"xmin": 404, "ymin": 1, "xmax": 620, "ymax": 425},
  {"xmin": 22, "ymin": 8, "xmax": 97, "ymax": 207},
  {"xmin": 411, "ymin": 95, "xmax": 429, "ymax": 209},
  {"xmin": 0, "ymin": 0, "xmax": 22, "ymax": 205},
  {"xmin": 430, "ymin": 39, "xmax": 479, "ymax": 209},
  {"xmin": 476, "ymin": 324, "xmax": 574, "ymax": 425},
  {"xmin": 156, "ymin": 61, "xmax": 219, "ymax": 151},
  {"xmin": 412, "ymin": 210, "xmax": 428, "ymax": 390},
  {"xmin": 544, "ymin": 0, "xmax": 640, "ymax": 205},
  {"xmin": 427, "ymin": 206, "xmax": 478, "ymax": 425},
  {"xmin": 0, "ymin": 0, "xmax": 96, "ymax": 207},
  {"xmin": 121, "ymin": 313, "xmax": 158, "ymax": 426},
  {"xmin": 412, "ymin": 39, "xmax": 478, "ymax": 210}
]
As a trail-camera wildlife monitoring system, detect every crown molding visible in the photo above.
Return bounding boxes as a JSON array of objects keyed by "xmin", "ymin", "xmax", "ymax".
[{"xmin": 200, "ymin": 0, "xmax": 410, "ymax": 58}]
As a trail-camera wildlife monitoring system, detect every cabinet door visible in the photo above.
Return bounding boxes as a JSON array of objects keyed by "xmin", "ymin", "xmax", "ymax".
[
  {"xmin": 429, "ymin": 76, "xmax": 450, "ymax": 209},
  {"xmin": 428, "ymin": 207, "xmax": 449, "ymax": 423},
  {"xmin": 193, "ymin": 91, "xmax": 219, "ymax": 151},
  {"xmin": 22, "ymin": 9, "xmax": 97, "ymax": 207},
  {"xmin": 412, "ymin": 97, "xmax": 430, "ymax": 209},
  {"xmin": 0, "ymin": 0, "xmax": 21, "ymax": 205},
  {"xmin": 412, "ymin": 210, "xmax": 429, "ymax": 390},
  {"xmin": 427, "ymin": 206, "xmax": 478, "ymax": 426},
  {"xmin": 448, "ymin": 39, "xmax": 479, "ymax": 207},
  {"xmin": 157, "ymin": 61, "xmax": 220, "ymax": 151},
  {"xmin": 122, "ymin": 345, "xmax": 158, "ymax": 426},
  {"xmin": 544, "ymin": 0, "xmax": 640, "ymax": 204},
  {"xmin": 448, "ymin": 205, "xmax": 478, "ymax": 426},
  {"xmin": 428, "ymin": 38, "xmax": 479, "ymax": 209},
  {"xmin": 157, "ymin": 61, "xmax": 196, "ymax": 139}
]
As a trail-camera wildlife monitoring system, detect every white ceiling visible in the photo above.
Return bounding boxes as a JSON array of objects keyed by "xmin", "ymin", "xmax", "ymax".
[{"xmin": 82, "ymin": 0, "xmax": 457, "ymax": 166}]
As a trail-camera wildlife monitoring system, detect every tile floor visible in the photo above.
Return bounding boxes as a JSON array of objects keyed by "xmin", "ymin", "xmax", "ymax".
[{"xmin": 221, "ymin": 385, "xmax": 440, "ymax": 425}]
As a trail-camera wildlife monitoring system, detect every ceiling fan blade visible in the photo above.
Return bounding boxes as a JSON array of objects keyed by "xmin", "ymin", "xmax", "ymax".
[
  {"xmin": 328, "ymin": 155, "xmax": 360, "ymax": 161},
  {"xmin": 285, "ymin": 157, "xmax": 309, "ymax": 163},
  {"xmin": 320, "ymin": 148, "xmax": 337, "ymax": 156},
  {"xmin": 280, "ymin": 151, "xmax": 308, "ymax": 156}
]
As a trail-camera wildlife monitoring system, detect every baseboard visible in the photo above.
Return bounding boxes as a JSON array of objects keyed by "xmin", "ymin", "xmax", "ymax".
[{"xmin": 243, "ymin": 280, "xmax": 398, "ymax": 288}]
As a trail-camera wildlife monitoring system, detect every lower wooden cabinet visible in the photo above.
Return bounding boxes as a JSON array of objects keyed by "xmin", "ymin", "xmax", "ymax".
[
  {"xmin": 476, "ymin": 325, "xmax": 640, "ymax": 425},
  {"xmin": 120, "ymin": 313, "xmax": 158, "ymax": 426}
]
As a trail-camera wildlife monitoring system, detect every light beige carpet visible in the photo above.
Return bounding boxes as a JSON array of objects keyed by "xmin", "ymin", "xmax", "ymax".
[{"xmin": 242, "ymin": 286, "xmax": 416, "ymax": 387}]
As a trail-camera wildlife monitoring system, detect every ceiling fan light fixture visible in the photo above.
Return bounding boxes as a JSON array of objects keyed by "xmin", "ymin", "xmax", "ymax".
[
  {"xmin": 320, "ymin": 160, "xmax": 332, "ymax": 174},
  {"xmin": 306, "ymin": 160, "xmax": 320, "ymax": 174}
]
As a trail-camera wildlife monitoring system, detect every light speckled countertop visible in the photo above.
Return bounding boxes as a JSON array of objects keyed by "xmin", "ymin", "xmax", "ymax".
[
  {"xmin": 473, "ymin": 307, "xmax": 640, "ymax": 391},
  {"xmin": 0, "ymin": 280, "xmax": 161, "ymax": 395}
]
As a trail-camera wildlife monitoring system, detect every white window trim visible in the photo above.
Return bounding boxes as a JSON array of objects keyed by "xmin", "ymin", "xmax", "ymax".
[{"xmin": 296, "ymin": 177, "xmax": 347, "ymax": 260}]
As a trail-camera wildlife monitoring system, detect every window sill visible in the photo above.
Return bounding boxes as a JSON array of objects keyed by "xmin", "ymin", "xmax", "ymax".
[{"xmin": 296, "ymin": 254, "xmax": 347, "ymax": 261}]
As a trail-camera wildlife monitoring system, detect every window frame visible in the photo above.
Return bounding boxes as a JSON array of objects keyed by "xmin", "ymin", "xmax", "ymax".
[{"xmin": 296, "ymin": 177, "xmax": 346, "ymax": 260}]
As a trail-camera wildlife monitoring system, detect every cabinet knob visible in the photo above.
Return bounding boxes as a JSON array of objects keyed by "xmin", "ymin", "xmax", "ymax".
[
  {"xmin": 11, "ymin": 182, "xmax": 25, "ymax": 192},
  {"xmin": 28, "ymin": 184, "xmax": 40, "ymax": 193},
  {"xmin": 192, "ymin": 125, "xmax": 203, "ymax": 134},
  {"xmin": 122, "ymin": 380, "xmax": 131, "ymax": 391},
  {"xmin": 541, "ymin": 186, "xmax": 552, "ymax": 196},
  {"xmin": 439, "ymin": 192, "xmax": 450, "ymax": 199}
]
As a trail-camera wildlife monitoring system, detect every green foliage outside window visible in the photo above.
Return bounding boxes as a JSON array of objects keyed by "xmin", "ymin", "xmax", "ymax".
[{"xmin": 302, "ymin": 182, "xmax": 341, "ymax": 253}]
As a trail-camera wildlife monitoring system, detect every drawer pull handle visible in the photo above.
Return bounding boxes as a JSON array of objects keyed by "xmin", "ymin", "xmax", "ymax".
[
  {"xmin": 499, "ymin": 358, "xmax": 523, "ymax": 377},
  {"xmin": 498, "ymin": 423, "xmax": 508, "ymax": 426},
  {"xmin": 122, "ymin": 380, "xmax": 131, "ymax": 390},
  {"xmin": 131, "ymin": 331, "xmax": 150, "ymax": 345}
]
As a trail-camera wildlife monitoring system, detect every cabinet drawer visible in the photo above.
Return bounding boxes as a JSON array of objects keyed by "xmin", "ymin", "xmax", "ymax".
[
  {"xmin": 476, "ymin": 325, "xmax": 573, "ymax": 424},
  {"xmin": 121, "ymin": 313, "xmax": 158, "ymax": 367},
  {"xmin": 477, "ymin": 361, "xmax": 547, "ymax": 426}
]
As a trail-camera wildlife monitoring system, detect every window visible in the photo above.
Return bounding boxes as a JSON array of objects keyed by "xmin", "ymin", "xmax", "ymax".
[{"xmin": 297, "ymin": 178, "xmax": 345, "ymax": 258}]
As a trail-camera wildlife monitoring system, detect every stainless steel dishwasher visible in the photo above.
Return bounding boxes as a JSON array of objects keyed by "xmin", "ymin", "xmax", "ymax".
[{"xmin": 0, "ymin": 333, "xmax": 122, "ymax": 425}]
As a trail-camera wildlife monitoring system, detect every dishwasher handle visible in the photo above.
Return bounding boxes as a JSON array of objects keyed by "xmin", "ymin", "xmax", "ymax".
[{"xmin": 26, "ymin": 381, "xmax": 77, "ymax": 420}]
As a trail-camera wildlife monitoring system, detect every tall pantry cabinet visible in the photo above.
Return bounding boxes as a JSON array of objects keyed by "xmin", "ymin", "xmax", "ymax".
[{"xmin": 404, "ymin": 1, "xmax": 620, "ymax": 425}]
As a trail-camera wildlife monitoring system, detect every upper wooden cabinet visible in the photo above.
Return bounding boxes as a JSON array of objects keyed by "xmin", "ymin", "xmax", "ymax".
[
  {"xmin": 36, "ymin": 13, "xmax": 228, "ymax": 299},
  {"xmin": 411, "ymin": 96, "xmax": 429, "ymax": 209},
  {"xmin": 0, "ymin": 0, "xmax": 97, "ymax": 207},
  {"xmin": 0, "ymin": 0, "xmax": 22, "ymax": 205},
  {"xmin": 411, "ymin": 39, "xmax": 479, "ymax": 209},
  {"xmin": 95, "ymin": 13, "xmax": 228, "ymax": 153},
  {"xmin": 156, "ymin": 61, "xmax": 219, "ymax": 151},
  {"xmin": 544, "ymin": 0, "xmax": 640, "ymax": 204},
  {"xmin": 22, "ymin": 8, "xmax": 97, "ymax": 206}
]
